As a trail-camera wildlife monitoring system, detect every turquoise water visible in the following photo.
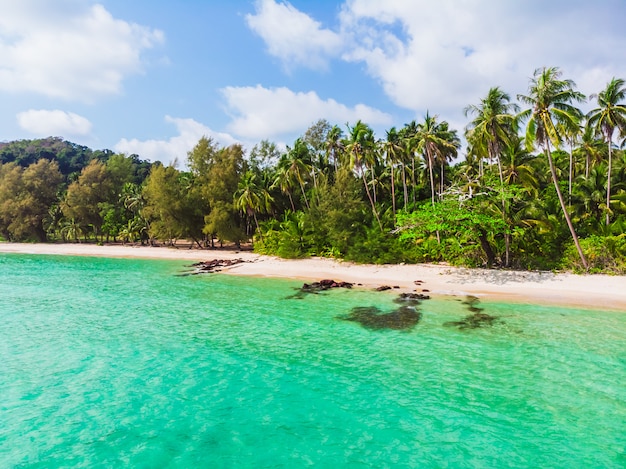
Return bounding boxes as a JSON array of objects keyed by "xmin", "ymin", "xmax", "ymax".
[{"xmin": 1, "ymin": 254, "xmax": 625, "ymax": 468}]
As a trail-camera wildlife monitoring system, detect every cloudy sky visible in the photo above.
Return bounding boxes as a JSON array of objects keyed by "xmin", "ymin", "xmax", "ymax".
[{"xmin": 1, "ymin": 0, "xmax": 625, "ymax": 163}]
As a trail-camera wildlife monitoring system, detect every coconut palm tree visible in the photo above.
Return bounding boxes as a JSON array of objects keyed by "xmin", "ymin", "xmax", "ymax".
[
  {"xmin": 382, "ymin": 127, "xmax": 403, "ymax": 220},
  {"xmin": 586, "ymin": 77, "xmax": 626, "ymax": 225},
  {"xmin": 517, "ymin": 66, "xmax": 588, "ymax": 269},
  {"xmin": 277, "ymin": 139, "xmax": 312, "ymax": 211},
  {"xmin": 414, "ymin": 112, "xmax": 459, "ymax": 207},
  {"xmin": 575, "ymin": 124, "xmax": 606, "ymax": 178},
  {"xmin": 345, "ymin": 120, "xmax": 383, "ymax": 231},
  {"xmin": 465, "ymin": 87, "xmax": 520, "ymax": 266},
  {"xmin": 464, "ymin": 86, "xmax": 519, "ymax": 181},
  {"xmin": 235, "ymin": 170, "xmax": 273, "ymax": 240},
  {"xmin": 325, "ymin": 125, "xmax": 344, "ymax": 173}
]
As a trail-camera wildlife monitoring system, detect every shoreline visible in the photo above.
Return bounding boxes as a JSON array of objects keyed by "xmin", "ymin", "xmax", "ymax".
[{"xmin": 1, "ymin": 242, "xmax": 625, "ymax": 311}]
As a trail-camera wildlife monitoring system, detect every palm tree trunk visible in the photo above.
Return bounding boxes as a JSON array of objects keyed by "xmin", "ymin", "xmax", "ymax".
[
  {"xmin": 361, "ymin": 169, "xmax": 383, "ymax": 231},
  {"xmin": 606, "ymin": 132, "xmax": 613, "ymax": 226},
  {"xmin": 402, "ymin": 163, "xmax": 408, "ymax": 209},
  {"xmin": 298, "ymin": 180, "xmax": 310, "ymax": 210},
  {"xmin": 253, "ymin": 211, "xmax": 262, "ymax": 242},
  {"xmin": 427, "ymin": 153, "xmax": 436, "ymax": 207},
  {"xmin": 568, "ymin": 139, "xmax": 574, "ymax": 205},
  {"xmin": 390, "ymin": 165, "xmax": 396, "ymax": 222},
  {"xmin": 496, "ymin": 156, "xmax": 510, "ymax": 267},
  {"xmin": 545, "ymin": 142, "xmax": 588, "ymax": 270},
  {"xmin": 426, "ymin": 150, "xmax": 440, "ymax": 243}
]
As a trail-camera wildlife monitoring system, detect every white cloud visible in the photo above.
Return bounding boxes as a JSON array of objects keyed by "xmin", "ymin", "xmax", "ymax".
[
  {"xmin": 0, "ymin": 1, "xmax": 164, "ymax": 101},
  {"xmin": 17, "ymin": 109, "xmax": 92, "ymax": 136},
  {"xmin": 246, "ymin": 0, "xmax": 626, "ymax": 120},
  {"xmin": 222, "ymin": 85, "xmax": 392, "ymax": 140},
  {"xmin": 114, "ymin": 116, "xmax": 238, "ymax": 164},
  {"xmin": 246, "ymin": 0, "xmax": 342, "ymax": 70}
]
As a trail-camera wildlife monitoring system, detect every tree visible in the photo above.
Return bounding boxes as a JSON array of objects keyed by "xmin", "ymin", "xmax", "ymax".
[
  {"xmin": 234, "ymin": 170, "xmax": 273, "ymax": 240},
  {"xmin": 345, "ymin": 120, "xmax": 383, "ymax": 231},
  {"xmin": 518, "ymin": 66, "xmax": 588, "ymax": 269},
  {"xmin": 414, "ymin": 112, "xmax": 459, "ymax": 207},
  {"xmin": 283, "ymin": 138, "xmax": 313, "ymax": 209},
  {"xmin": 325, "ymin": 124, "xmax": 344, "ymax": 173},
  {"xmin": 464, "ymin": 87, "xmax": 519, "ymax": 265},
  {"xmin": 143, "ymin": 164, "xmax": 205, "ymax": 246},
  {"xmin": 382, "ymin": 127, "xmax": 403, "ymax": 220},
  {"xmin": 201, "ymin": 144, "xmax": 247, "ymax": 246},
  {"xmin": 0, "ymin": 160, "xmax": 63, "ymax": 241},
  {"xmin": 62, "ymin": 160, "xmax": 114, "ymax": 240},
  {"xmin": 586, "ymin": 77, "xmax": 626, "ymax": 225}
]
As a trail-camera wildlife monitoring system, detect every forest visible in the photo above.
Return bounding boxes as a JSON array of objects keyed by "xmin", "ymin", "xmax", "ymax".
[{"xmin": 1, "ymin": 67, "xmax": 625, "ymax": 273}]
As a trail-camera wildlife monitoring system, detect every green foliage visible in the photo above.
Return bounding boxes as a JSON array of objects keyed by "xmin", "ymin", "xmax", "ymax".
[
  {"xmin": 397, "ymin": 197, "xmax": 507, "ymax": 267},
  {"xmin": 143, "ymin": 165, "xmax": 205, "ymax": 244},
  {"xmin": 0, "ymin": 160, "xmax": 63, "ymax": 241},
  {"xmin": 561, "ymin": 235, "xmax": 626, "ymax": 273}
]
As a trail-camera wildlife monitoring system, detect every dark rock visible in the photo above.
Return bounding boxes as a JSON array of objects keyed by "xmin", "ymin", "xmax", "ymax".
[
  {"xmin": 185, "ymin": 258, "xmax": 247, "ymax": 274},
  {"xmin": 376, "ymin": 285, "xmax": 392, "ymax": 291},
  {"xmin": 339, "ymin": 305, "xmax": 422, "ymax": 331},
  {"xmin": 444, "ymin": 295, "xmax": 500, "ymax": 329},
  {"xmin": 289, "ymin": 279, "xmax": 354, "ymax": 298}
]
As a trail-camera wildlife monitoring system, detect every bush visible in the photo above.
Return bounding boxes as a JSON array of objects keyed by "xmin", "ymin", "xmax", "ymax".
[{"xmin": 561, "ymin": 235, "xmax": 626, "ymax": 274}]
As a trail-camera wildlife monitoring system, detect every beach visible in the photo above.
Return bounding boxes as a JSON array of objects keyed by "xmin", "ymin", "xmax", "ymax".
[{"xmin": 1, "ymin": 242, "xmax": 624, "ymax": 310}]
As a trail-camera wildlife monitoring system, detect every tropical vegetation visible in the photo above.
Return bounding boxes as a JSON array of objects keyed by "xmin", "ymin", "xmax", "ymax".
[{"xmin": 1, "ymin": 68, "xmax": 626, "ymax": 273}]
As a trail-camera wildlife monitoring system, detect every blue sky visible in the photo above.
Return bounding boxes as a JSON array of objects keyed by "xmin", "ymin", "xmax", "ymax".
[{"xmin": 2, "ymin": 0, "xmax": 626, "ymax": 164}]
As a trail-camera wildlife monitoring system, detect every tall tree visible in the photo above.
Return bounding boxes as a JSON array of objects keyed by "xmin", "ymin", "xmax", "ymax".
[
  {"xmin": 325, "ymin": 125, "xmax": 344, "ymax": 173},
  {"xmin": 345, "ymin": 120, "xmax": 383, "ymax": 231},
  {"xmin": 62, "ymin": 159, "xmax": 114, "ymax": 239},
  {"xmin": 464, "ymin": 87, "xmax": 519, "ymax": 266},
  {"xmin": 414, "ymin": 112, "xmax": 459, "ymax": 207},
  {"xmin": 382, "ymin": 127, "xmax": 403, "ymax": 220},
  {"xmin": 0, "ymin": 160, "xmax": 63, "ymax": 241},
  {"xmin": 518, "ymin": 66, "xmax": 588, "ymax": 269},
  {"xmin": 234, "ymin": 170, "xmax": 273, "ymax": 240},
  {"xmin": 586, "ymin": 77, "xmax": 626, "ymax": 225},
  {"xmin": 282, "ymin": 138, "xmax": 312, "ymax": 210}
]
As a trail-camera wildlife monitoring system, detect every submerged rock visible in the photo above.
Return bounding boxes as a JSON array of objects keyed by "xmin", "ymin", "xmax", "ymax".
[
  {"xmin": 339, "ymin": 305, "xmax": 422, "ymax": 331},
  {"xmin": 445, "ymin": 295, "xmax": 499, "ymax": 329},
  {"xmin": 444, "ymin": 312, "xmax": 499, "ymax": 330}
]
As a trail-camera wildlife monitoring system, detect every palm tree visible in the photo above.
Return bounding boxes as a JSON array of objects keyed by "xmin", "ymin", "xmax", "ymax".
[
  {"xmin": 464, "ymin": 86, "xmax": 519, "ymax": 181},
  {"xmin": 517, "ymin": 66, "xmax": 588, "ymax": 269},
  {"xmin": 235, "ymin": 170, "xmax": 273, "ymax": 240},
  {"xmin": 325, "ymin": 125, "xmax": 344, "ymax": 173},
  {"xmin": 586, "ymin": 77, "xmax": 626, "ymax": 225},
  {"xmin": 382, "ymin": 127, "xmax": 403, "ymax": 219},
  {"xmin": 400, "ymin": 121, "xmax": 419, "ymax": 206},
  {"xmin": 575, "ymin": 123, "xmax": 606, "ymax": 178},
  {"xmin": 501, "ymin": 139, "xmax": 539, "ymax": 193},
  {"xmin": 345, "ymin": 120, "xmax": 383, "ymax": 231},
  {"xmin": 278, "ymin": 139, "xmax": 312, "ymax": 210},
  {"xmin": 414, "ymin": 112, "xmax": 459, "ymax": 207},
  {"xmin": 465, "ymin": 87, "xmax": 520, "ymax": 266}
]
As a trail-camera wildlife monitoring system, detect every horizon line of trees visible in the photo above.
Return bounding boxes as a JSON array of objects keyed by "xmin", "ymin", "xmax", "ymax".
[{"xmin": 1, "ymin": 67, "xmax": 626, "ymax": 273}]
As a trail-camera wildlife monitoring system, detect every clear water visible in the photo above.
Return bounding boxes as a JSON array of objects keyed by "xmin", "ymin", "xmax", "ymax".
[{"xmin": 1, "ymin": 254, "xmax": 625, "ymax": 468}]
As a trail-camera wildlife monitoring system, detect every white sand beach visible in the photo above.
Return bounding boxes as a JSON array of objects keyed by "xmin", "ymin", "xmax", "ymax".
[{"xmin": 1, "ymin": 242, "xmax": 625, "ymax": 310}]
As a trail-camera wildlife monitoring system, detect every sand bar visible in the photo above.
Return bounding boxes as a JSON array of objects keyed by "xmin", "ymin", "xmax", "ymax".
[{"xmin": 1, "ymin": 242, "xmax": 625, "ymax": 311}]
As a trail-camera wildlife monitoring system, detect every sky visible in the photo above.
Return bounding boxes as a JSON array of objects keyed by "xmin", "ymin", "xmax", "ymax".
[{"xmin": 2, "ymin": 0, "xmax": 626, "ymax": 165}]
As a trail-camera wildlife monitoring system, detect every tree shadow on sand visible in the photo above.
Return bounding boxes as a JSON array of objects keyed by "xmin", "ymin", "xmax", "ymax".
[{"xmin": 444, "ymin": 268, "xmax": 559, "ymax": 286}]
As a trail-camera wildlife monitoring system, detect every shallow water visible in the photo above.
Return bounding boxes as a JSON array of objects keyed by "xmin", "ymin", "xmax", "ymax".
[{"xmin": 1, "ymin": 254, "xmax": 625, "ymax": 468}]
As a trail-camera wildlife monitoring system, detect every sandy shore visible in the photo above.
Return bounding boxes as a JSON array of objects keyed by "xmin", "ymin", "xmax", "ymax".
[{"xmin": 1, "ymin": 242, "xmax": 625, "ymax": 310}]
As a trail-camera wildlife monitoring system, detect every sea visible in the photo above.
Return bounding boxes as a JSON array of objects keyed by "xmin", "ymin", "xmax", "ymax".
[{"xmin": 1, "ymin": 254, "xmax": 625, "ymax": 468}]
